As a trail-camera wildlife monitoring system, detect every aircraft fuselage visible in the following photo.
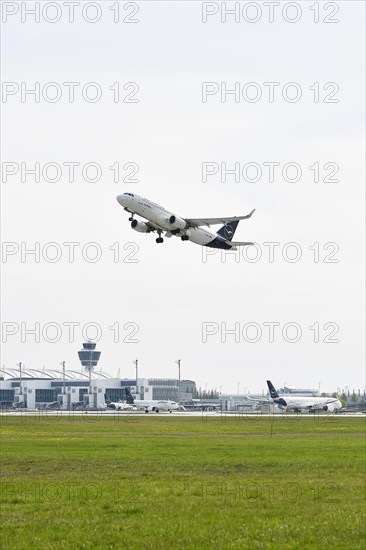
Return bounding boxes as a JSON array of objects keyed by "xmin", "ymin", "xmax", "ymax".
[{"xmin": 117, "ymin": 193, "xmax": 236, "ymax": 249}]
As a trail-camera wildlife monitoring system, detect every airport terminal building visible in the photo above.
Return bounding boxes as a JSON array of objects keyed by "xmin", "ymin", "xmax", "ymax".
[
  {"xmin": 0, "ymin": 370, "xmax": 197, "ymax": 410},
  {"xmin": 0, "ymin": 342, "xmax": 197, "ymax": 409}
]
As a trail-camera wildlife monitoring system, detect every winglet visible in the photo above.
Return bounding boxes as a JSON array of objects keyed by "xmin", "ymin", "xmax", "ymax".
[
  {"xmin": 245, "ymin": 394, "xmax": 256, "ymax": 401},
  {"xmin": 245, "ymin": 209, "xmax": 255, "ymax": 219}
]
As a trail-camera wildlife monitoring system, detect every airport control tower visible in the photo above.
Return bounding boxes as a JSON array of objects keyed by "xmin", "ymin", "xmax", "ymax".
[{"xmin": 78, "ymin": 341, "xmax": 101, "ymax": 407}]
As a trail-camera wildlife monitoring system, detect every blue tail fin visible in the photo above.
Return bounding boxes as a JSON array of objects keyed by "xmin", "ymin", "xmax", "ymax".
[
  {"xmin": 124, "ymin": 388, "xmax": 135, "ymax": 405},
  {"xmin": 217, "ymin": 220, "xmax": 239, "ymax": 241},
  {"xmin": 267, "ymin": 380, "xmax": 279, "ymax": 399}
]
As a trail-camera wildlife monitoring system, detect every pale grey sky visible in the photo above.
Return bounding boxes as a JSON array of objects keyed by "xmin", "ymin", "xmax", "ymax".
[{"xmin": 1, "ymin": 1, "xmax": 365, "ymax": 393}]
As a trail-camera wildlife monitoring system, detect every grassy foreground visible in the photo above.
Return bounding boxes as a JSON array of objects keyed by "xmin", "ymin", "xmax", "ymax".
[{"xmin": 0, "ymin": 414, "xmax": 365, "ymax": 549}]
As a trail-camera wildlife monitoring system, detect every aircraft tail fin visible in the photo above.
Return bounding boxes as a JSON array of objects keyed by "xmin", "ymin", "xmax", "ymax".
[
  {"xmin": 267, "ymin": 380, "xmax": 279, "ymax": 399},
  {"xmin": 124, "ymin": 388, "xmax": 135, "ymax": 405},
  {"xmin": 104, "ymin": 393, "xmax": 112, "ymax": 405},
  {"xmin": 217, "ymin": 220, "xmax": 240, "ymax": 242}
]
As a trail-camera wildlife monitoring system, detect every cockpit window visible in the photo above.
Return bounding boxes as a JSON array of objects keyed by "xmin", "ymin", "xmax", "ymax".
[{"xmin": 124, "ymin": 193, "xmax": 134, "ymax": 197}]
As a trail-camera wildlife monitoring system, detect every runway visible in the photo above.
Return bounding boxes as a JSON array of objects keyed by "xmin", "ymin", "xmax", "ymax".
[{"xmin": 1, "ymin": 410, "xmax": 364, "ymax": 418}]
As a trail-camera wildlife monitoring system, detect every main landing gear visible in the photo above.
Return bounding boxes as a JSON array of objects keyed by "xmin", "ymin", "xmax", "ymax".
[
  {"xmin": 156, "ymin": 230, "xmax": 164, "ymax": 244},
  {"xmin": 181, "ymin": 235, "xmax": 189, "ymax": 241}
]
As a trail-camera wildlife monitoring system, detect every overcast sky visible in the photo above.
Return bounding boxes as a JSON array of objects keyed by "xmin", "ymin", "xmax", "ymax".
[{"xmin": 1, "ymin": 1, "xmax": 365, "ymax": 394}]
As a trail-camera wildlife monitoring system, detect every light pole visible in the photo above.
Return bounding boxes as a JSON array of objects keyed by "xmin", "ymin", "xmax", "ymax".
[
  {"xmin": 59, "ymin": 361, "xmax": 66, "ymax": 409},
  {"xmin": 17, "ymin": 362, "xmax": 22, "ymax": 395},
  {"xmin": 175, "ymin": 360, "xmax": 181, "ymax": 403},
  {"xmin": 133, "ymin": 359, "xmax": 138, "ymax": 397},
  {"xmin": 237, "ymin": 382, "xmax": 240, "ymax": 396},
  {"xmin": 61, "ymin": 361, "xmax": 66, "ymax": 394},
  {"xmin": 175, "ymin": 359, "xmax": 181, "ymax": 382}
]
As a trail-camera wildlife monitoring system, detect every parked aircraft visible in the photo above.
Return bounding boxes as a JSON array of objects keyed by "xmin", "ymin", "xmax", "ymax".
[
  {"xmin": 104, "ymin": 393, "xmax": 133, "ymax": 411},
  {"xmin": 266, "ymin": 381, "xmax": 342, "ymax": 412},
  {"xmin": 117, "ymin": 193, "xmax": 255, "ymax": 249},
  {"xmin": 125, "ymin": 388, "xmax": 179, "ymax": 413}
]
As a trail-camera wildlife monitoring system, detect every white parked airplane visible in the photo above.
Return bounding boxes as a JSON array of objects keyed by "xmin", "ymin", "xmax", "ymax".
[
  {"xmin": 116, "ymin": 193, "xmax": 255, "ymax": 249},
  {"xmin": 125, "ymin": 388, "xmax": 179, "ymax": 413},
  {"xmin": 104, "ymin": 394, "xmax": 133, "ymax": 411},
  {"xmin": 264, "ymin": 381, "xmax": 342, "ymax": 413}
]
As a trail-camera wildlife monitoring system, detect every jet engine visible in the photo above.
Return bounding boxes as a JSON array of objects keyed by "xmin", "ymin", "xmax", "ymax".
[
  {"xmin": 323, "ymin": 403, "xmax": 335, "ymax": 412},
  {"xmin": 131, "ymin": 219, "xmax": 149, "ymax": 233},
  {"xmin": 144, "ymin": 406, "xmax": 159, "ymax": 413},
  {"xmin": 168, "ymin": 215, "xmax": 188, "ymax": 230}
]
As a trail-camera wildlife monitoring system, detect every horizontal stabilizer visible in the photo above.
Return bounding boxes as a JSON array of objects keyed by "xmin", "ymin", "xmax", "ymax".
[{"xmin": 229, "ymin": 241, "xmax": 254, "ymax": 247}]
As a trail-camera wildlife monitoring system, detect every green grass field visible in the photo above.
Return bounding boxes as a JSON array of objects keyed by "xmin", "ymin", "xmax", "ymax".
[{"xmin": 0, "ymin": 413, "xmax": 365, "ymax": 549}]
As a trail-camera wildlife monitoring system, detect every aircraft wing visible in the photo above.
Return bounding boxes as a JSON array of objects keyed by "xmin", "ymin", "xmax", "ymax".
[
  {"xmin": 186, "ymin": 209, "xmax": 255, "ymax": 228},
  {"xmin": 245, "ymin": 395, "xmax": 270, "ymax": 404}
]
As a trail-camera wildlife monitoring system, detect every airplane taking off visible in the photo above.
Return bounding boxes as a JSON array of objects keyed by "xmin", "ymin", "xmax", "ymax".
[
  {"xmin": 116, "ymin": 193, "xmax": 255, "ymax": 249},
  {"xmin": 125, "ymin": 388, "xmax": 179, "ymax": 413},
  {"xmin": 266, "ymin": 381, "xmax": 342, "ymax": 413}
]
